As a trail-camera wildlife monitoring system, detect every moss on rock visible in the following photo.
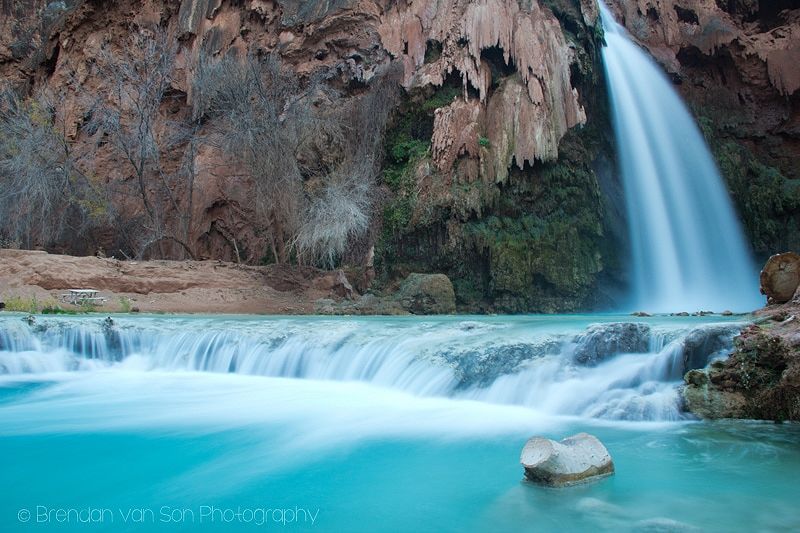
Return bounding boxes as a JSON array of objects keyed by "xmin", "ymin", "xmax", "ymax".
[{"xmin": 697, "ymin": 115, "xmax": 800, "ymax": 259}]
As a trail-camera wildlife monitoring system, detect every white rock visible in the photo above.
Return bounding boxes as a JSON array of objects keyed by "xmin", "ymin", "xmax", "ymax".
[{"xmin": 520, "ymin": 432, "xmax": 614, "ymax": 486}]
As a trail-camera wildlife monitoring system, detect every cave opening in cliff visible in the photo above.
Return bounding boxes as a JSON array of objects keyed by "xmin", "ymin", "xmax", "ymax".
[
  {"xmin": 424, "ymin": 39, "xmax": 442, "ymax": 64},
  {"xmin": 673, "ymin": 5, "xmax": 699, "ymax": 25},
  {"xmin": 480, "ymin": 46, "xmax": 516, "ymax": 90}
]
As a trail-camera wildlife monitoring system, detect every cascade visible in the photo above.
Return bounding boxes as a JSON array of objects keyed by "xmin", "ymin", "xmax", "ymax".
[
  {"xmin": 599, "ymin": 3, "xmax": 762, "ymax": 312},
  {"xmin": 0, "ymin": 315, "xmax": 742, "ymax": 421}
]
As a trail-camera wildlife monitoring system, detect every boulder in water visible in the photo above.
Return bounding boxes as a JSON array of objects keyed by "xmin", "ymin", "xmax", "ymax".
[
  {"xmin": 520, "ymin": 433, "xmax": 614, "ymax": 486},
  {"xmin": 679, "ymin": 325, "xmax": 739, "ymax": 374},
  {"xmin": 760, "ymin": 252, "xmax": 800, "ymax": 305},
  {"xmin": 572, "ymin": 323, "xmax": 651, "ymax": 365},
  {"xmin": 395, "ymin": 273, "xmax": 456, "ymax": 314}
]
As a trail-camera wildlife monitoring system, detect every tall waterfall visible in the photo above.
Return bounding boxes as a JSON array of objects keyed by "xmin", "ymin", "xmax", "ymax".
[{"xmin": 599, "ymin": 4, "xmax": 761, "ymax": 313}]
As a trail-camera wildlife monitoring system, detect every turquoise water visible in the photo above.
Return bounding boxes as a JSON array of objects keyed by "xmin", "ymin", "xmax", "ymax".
[{"xmin": 1, "ymin": 315, "xmax": 798, "ymax": 531}]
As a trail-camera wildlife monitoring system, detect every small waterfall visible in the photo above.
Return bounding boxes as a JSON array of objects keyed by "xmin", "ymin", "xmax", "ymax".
[
  {"xmin": 599, "ymin": 3, "xmax": 761, "ymax": 313},
  {"xmin": 0, "ymin": 316, "xmax": 743, "ymax": 421}
]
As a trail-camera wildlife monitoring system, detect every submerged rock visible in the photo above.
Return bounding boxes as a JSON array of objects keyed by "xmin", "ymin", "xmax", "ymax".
[
  {"xmin": 423, "ymin": 339, "xmax": 562, "ymax": 388},
  {"xmin": 572, "ymin": 323, "xmax": 651, "ymax": 365},
  {"xmin": 520, "ymin": 433, "xmax": 614, "ymax": 487}
]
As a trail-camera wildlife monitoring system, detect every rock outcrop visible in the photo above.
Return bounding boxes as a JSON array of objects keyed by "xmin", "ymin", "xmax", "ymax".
[
  {"xmin": 683, "ymin": 320, "xmax": 800, "ymax": 421},
  {"xmin": 683, "ymin": 254, "xmax": 800, "ymax": 421},
  {"xmin": 520, "ymin": 433, "xmax": 614, "ymax": 487},
  {"xmin": 315, "ymin": 272, "xmax": 456, "ymax": 315},
  {"xmin": 396, "ymin": 273, "xmax": 457, "ymax": 314},
  {"xmin": 760, "ymin": 252, "xmax": 800, "ymax": 305}
]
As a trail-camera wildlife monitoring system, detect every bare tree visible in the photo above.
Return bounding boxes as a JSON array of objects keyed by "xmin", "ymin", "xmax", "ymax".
[
  {"xmin": 0, "ymin": 89, "xmax": 104, "ymax": 249},
  {"xmin": 194, "ymin": 52, "xmax": 303, "ymax": 264},
  {"xmin": 88, "ymin": 27, "xmax": 199, "ymax": 259}
]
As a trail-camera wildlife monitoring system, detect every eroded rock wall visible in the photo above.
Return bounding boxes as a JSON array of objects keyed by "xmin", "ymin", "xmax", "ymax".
[{"xmin": 1, "ymin": 0, "xmax": 621, "ymax": 312}]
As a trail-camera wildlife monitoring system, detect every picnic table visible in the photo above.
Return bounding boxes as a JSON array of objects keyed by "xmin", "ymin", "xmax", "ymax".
[{"xmin": 60, "ymin": 289, "xmax": 107, "ymax": 306}]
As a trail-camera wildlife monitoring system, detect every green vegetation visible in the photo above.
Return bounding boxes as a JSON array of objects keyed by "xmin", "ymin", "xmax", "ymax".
[
  {"xmin": 478, "ymin": 136, "xmax": 491, "ymax": 148},
  {"xmin": 379, "ymin": 85, "xmax": 460, "ymax": 238},
  {"xmin": 3, "ymin": 295, "xmax": 40, "ymax": 314},
  {"xmin": 118, "ymin": 296, "xmax": 133, "ymax": 313},
  {"xmin": 420, "ymin": 86, "xmax": 459, "ymax": 113},
  {"xmin": 697, "ymin": 116, "xmax": 800, "ymax": 257},
  {"xmin": 3, "ymin": 295, "xmax": 76, "ymax": 314},
  {"xmin": 1, "ymin": 294, "xmax": 108, "ymax": 314}
]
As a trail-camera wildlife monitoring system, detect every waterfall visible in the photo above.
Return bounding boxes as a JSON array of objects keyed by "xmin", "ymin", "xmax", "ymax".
[
  {"xmin": 0, "ymin": 315, "xmax": 743, "ymax": 421},
  {"xmin": 598, "ymin": 3, "xmax": 762, "ymax": 313}
]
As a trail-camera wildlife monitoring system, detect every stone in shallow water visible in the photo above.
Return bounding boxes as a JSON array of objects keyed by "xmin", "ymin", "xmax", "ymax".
[
  {"xmin": 572, "ymin": 322, "xmax": 651, "ymax": 365},
  {"xmin": 520, "ymin": 433, "xmax": 614, "ymax": 486}
]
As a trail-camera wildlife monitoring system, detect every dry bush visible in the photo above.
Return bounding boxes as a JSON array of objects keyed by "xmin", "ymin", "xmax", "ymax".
[
  {"xmin": 196, "ymin": 50, "xmax": 400, "ymax": 267},
  {"xmin": 296, "ymin": 73, "xmax": 399, "ymax": 267}
]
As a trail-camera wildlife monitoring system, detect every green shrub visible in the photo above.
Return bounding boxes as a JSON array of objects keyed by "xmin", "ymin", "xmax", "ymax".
[
  {"xmin": 118, "ymin": 296, "xmax": 133, "ymax": 313},
  {"xmin": 3, "ymin": 295, "xmax": 39, "ymax": 313}
]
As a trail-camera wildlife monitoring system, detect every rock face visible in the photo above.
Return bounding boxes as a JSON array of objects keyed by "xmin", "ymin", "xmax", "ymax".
[
  {"xmin": 379, "ymin": 0, "xmax": 587, "ymax": 172},
  {"xmin": 0, "ymin": 0, "xmax": 621, "ymax": 314},
  {"xmin": 520, "ymin": 433, "xmax": 614, "ymax": 487},
  {"xmin": 760, "ymin": 252, "xmax": 800, "ymax": 305},
  {"xmin": 572, "ymin": 323, "xmax": 651, "ymax": 365},
  {"xmin": 396, "ymin": 273, "xmax": 456, "ymax": 314}
]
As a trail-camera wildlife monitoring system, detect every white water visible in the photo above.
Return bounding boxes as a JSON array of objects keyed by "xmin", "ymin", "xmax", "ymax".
[
  {"xmin": 599, "ymin": 4, "xmax": 761, "ymax": 313},
  {"xmin": 0, "ymin": 314, "xmax": 744, "ymax": 422}
]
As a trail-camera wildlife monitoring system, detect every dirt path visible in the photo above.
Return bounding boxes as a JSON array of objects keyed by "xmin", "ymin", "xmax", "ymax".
[{"xmin": 0, "ymin": 250, "xmax": 353, "ymax": 314}]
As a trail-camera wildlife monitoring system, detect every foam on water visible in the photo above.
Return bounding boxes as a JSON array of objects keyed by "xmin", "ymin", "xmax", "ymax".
[{"xmin": 0, "ymin": 314, "xmax": 744, "ymax": 422}]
